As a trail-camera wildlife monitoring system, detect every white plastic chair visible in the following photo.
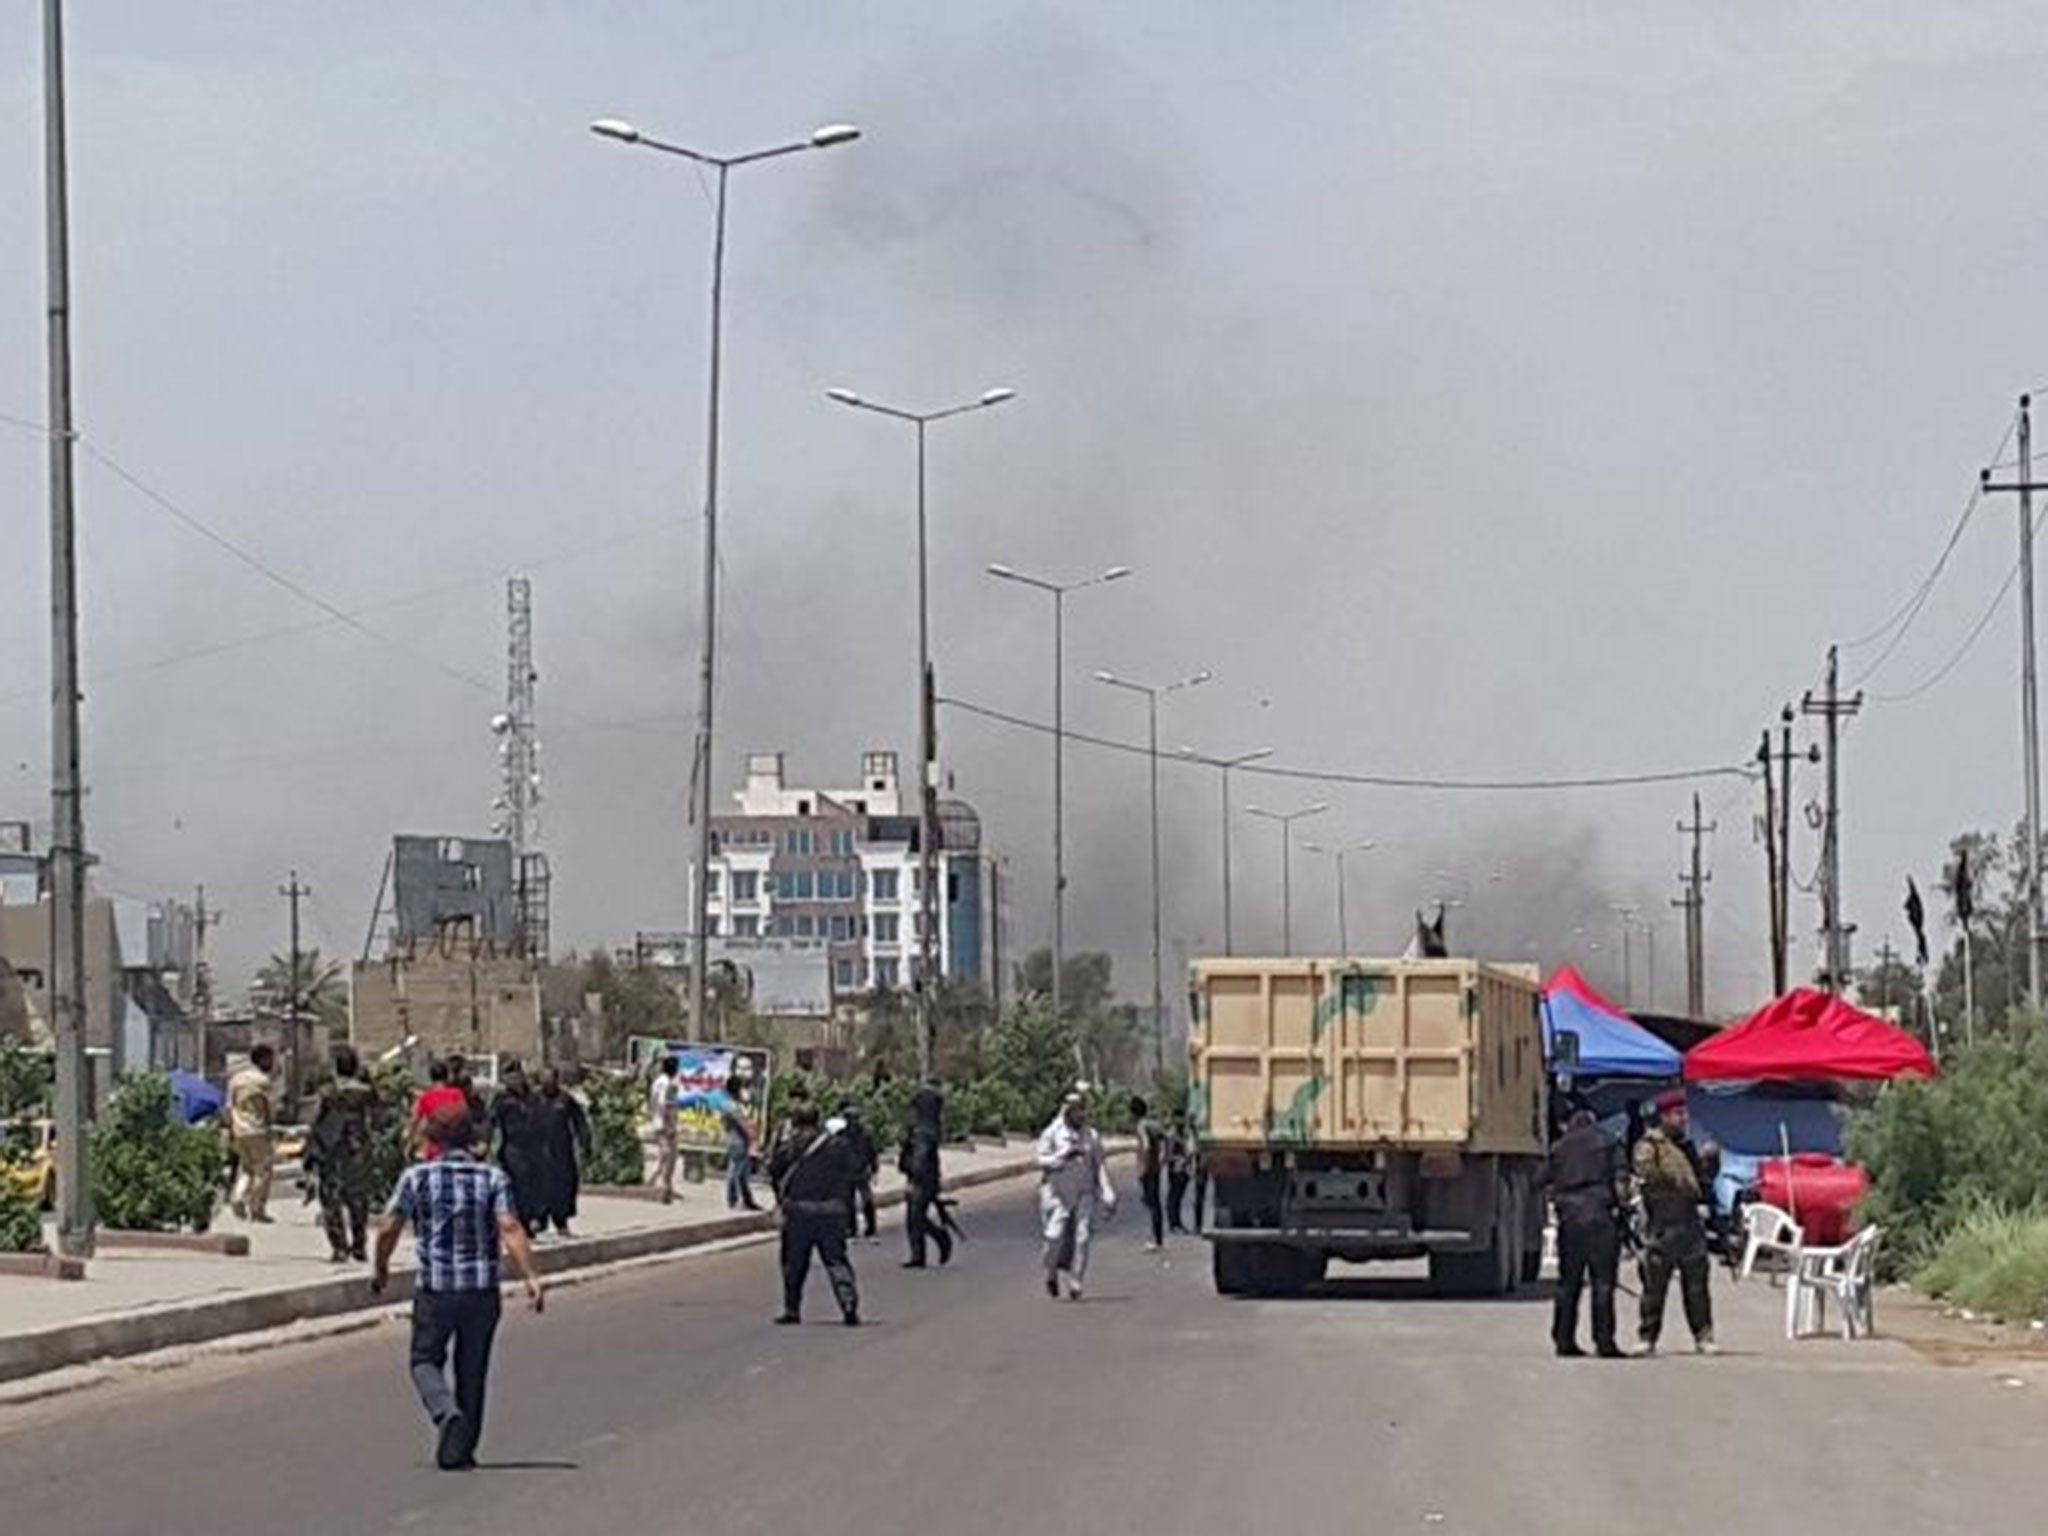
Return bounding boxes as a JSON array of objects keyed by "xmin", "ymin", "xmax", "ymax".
[
  {"xmin": 1738, "ymin": 1201, "xmax": 1804, "ymax": 1284},
  {"xmin": 1785, "ymin": 1225, "xmax": 1883, "ymax": 1340}
]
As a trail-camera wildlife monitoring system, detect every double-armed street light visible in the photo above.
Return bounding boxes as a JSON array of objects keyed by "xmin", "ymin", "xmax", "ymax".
[
  {"xmin": 828, "ymin": 386, "xmax": 1015, "ymax": 1075},
  {"xmin": 986, "ymin": 563, "xmax": 1133, "ymax": 1021},
  {"xmin": 589, "ymin": 114, "xmax": 859, "ymax": 1040},
  {"xmin": 1244, "ymin": 802, "xmax": 1330, "ymax": 956},
  {"xmin": 1301, "ymin": 838, "xmax": 1378, "ymax": 956},
  {"xmin": 1092, "ymin": 668, "xmax": 1211, "ymax": 1076}
]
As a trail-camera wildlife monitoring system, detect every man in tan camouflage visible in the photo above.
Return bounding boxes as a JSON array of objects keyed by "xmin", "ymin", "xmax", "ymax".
[{"xmin": 1633, "ymin": 1089, "xmax": 1716, "ymax": 1355}]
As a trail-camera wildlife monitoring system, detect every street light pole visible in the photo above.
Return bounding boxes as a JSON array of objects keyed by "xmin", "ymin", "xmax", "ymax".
[
  {"xmin": 1182, "ymin": 746, "xmax": 1272, "ymax": 956},
  {"xmin": 987, "ymin": 563, "xmax": 1132, "ymax": 1023},
  {"xmin": 591, "ymin": 115, "xmax": 859, "ymax": 1044},
  {"xmin": 1612, "ymin": 903, "xmax": 1639, "ymax": 1008},
  {"xmin": 43, "ymin": 0, "xmax": 92, "ymax": 1258},
  {"xmin": 1094, "ymin": 668, "xmax": 1211, "ymax": 1081},
  {"xmin": 1245, "ymin": 803, "xmax": 1329, "ymax": 955},
  {"xmin": 1303, "ymin": 840, "xmax": 1376, "ymax": 955},
  {"xmin": 828, "ymin": 387, "xmax": 1014, "ymax": 1078}
]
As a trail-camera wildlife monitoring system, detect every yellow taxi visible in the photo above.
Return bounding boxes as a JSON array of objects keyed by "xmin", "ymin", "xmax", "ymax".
[{"xmin": 1, "ymin": 1118, "xmax": 56, "ymax": 1210}]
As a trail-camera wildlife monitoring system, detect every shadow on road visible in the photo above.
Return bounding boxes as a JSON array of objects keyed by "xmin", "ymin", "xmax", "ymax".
[
  {"xmin": 475, "ymin": 1459, "xmax": 581, "ymax": 1473},
  {"xmin": 1239, "ymin": 1276, "xmax": 1559, "ymax": 1306}
]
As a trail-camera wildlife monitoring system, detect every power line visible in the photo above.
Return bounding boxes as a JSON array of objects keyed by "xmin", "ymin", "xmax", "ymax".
[
  {"xmin": 938, "ymin": 695, "xmax": 1752, "ymax": 792},
  {"xmin": 1842, "ymin": 408, "xmax": 2018, "ymax": 677},
  {"xmin": 1869, "ymin": 499, "xmax": 2048, "ymax": 704}
]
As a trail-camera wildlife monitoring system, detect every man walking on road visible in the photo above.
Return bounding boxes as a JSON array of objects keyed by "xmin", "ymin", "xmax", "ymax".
[
  {"xmin": 228, "ymin": 1043, "xmax": 278, "ymax": 1223},
  {"xmin": 1634, "ymin": 1089, "xmax": 1716, "ymax": 1356},
  {"xmin": 372, "ymin": 1102, "xmax": 544, "ymax": 1471},
  {"xmin": 900, "ymin": 1081, "xmax": 952, "ymax": 1269},
  {"xmin": 1132, "ymin": 1095, "xmax": 1168, "ymax": 1250},
  {"xmin": 307, "ymin": 1045, "xmax": 379, "ymax": 1262},
  {"xmin": 769, "ymin": 1101, "xmax": 861, "ymax": 1326},
  {"xmin": 838, "ymin": 1099, "xmax": 879, "ymax": 1241},
  {"xmin": 1165, "ymin": 1112, "xmax": 1193, "ymax": 1234},
  {"xmin": 722, "ymin": 1076, "xmax": 761, "ymax": 1212},
  {"xmin": 649, "ymin": 1055, "xmax": 679, "ymax": 1205},
  {"xmin": 1037, "ymin": 1093, "xmax": 1115, "ymax": 1301},
  {"xmin": 1546, "ymin": 1108, "xmax": 1626, "ymax": 1358}
]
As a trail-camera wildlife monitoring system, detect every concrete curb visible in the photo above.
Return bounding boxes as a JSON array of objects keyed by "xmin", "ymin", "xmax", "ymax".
[
  {"xmin": 100, "ymin": 1229, "xmax": 252, "ymax": 1257},
  {"xmin": 0, "ymin": 1150, "xmax": 1060, "ymax": 1390}
]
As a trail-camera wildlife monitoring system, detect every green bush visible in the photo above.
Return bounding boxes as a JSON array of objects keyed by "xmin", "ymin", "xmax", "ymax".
[
  {"xmin": 91, "ymin": 1071, "xmax": 225, "ymax": 1232},
  {"xmin": 582, "ymin": 1071, "xmax": 646, "ymax": 1186},
  {"xmin": 0, "ymin": 1174, "xmax": 40, "ymax": 1252},
  {"xmin": 1916, "ymin": 1203, "xmax": 2048, "ymax": 1321},
  {"xmin": 0, "ymin": 1039, "xmax": 52, "ymax": 1121},
  {"xmin": 1846, "ymin": 1024, "xmax": 2048, "ymax": 1265}
]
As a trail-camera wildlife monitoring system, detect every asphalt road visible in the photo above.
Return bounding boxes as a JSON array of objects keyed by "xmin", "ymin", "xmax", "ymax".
[{"xmin": 2, "ymin": 1177, "xmax": 2042, "ymax": 1535}]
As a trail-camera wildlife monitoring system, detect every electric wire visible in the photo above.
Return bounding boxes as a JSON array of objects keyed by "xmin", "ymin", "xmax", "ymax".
[{"xmin": 939, "ymin": 695, "xmax": 1752, "ymax": 792}]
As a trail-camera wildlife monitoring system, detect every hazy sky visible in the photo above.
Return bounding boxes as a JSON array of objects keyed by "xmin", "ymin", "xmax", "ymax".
[{"xmin": 7, "ymin": 3, "xmax": 2048, "ymax": 1015}]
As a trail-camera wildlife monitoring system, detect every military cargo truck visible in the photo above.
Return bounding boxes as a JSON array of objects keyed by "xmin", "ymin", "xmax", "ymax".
[{"xmin": 1190, "ymin": 957, "xmax": 1547, "ymax": 1297}]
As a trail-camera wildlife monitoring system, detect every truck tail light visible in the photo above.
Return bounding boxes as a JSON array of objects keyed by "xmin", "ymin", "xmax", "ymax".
[
  {"xmin": 1420, "ymin": 1150, "xmax": 1464, "ymax": 1180},
  {"xmin": 1205, "ymin": 1150, "xmax": 1253, "ymax": 1180}
]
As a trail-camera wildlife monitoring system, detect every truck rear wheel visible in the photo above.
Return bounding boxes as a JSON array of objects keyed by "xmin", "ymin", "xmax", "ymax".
[{"xmin": 1212, "ymin": 1244, "xmax": 1254, "ymax": 1296}]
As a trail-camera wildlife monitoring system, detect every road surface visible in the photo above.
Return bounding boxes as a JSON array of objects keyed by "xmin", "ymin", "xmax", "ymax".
[{"xmin": 1, "ymin": 1178, "xmax": 2039, "ymax": 1534}]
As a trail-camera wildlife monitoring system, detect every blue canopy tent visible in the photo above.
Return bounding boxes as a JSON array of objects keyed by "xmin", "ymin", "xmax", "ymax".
[
  {"xmin": 167, "ymin": 1069, "xmax": 224, "ymax": 1125},
  {"xmin": 1540, "ymin": 965, "xmax": 1681, "ymax": 1079}
]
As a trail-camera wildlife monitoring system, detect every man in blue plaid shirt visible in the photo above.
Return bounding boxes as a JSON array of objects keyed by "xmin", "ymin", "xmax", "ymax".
[{"xmin": 373, "ymin": 1101, "xmax": 544, "ymax": 1470}]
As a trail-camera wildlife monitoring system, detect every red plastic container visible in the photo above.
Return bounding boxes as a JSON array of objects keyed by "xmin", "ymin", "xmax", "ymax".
[{"xmin": 1756, "ymin": 1154, "xmax": 1867, "ymax": 1247}]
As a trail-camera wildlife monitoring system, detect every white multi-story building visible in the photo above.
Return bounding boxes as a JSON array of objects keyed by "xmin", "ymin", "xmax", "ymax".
[{"xmin": 694, "ymin": 751, "xmax": 1004, "ymax": 1003}]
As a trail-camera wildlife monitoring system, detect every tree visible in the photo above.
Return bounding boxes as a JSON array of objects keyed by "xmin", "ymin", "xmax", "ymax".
[
  {"xmin": 582, "ymin": 952, "xmax": 685, "ymax": 1059},
  {"xmin": 253, "ymin": 948, "xmax": 347, "ymax": 1032},
  {"xmin": 855, "ymin": 984, "xmax": 919, "ymax": 1081},
  {"xmin": 984, "ymin": 998, "xmax": 1081, "ymax": 1129}
]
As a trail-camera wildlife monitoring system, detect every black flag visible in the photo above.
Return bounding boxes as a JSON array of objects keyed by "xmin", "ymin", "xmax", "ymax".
[
  {"xmin": 1954, "ymin": 849, "xmax": 1975, "ymax": 925},
  {"xmin": 1905, "ymin": 877, "xmax": 1929, "ymax": 967}
]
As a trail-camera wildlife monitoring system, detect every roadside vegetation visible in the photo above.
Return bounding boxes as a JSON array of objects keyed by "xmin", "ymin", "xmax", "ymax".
[{"xmin": 1848, "ymin": 1019, "xmax": 2048, "ymax": 1318}]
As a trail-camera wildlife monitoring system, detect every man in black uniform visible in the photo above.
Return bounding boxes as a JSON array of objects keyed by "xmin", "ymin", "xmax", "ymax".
[
  {"xmin": 1547, "ymin": 1107, "xmax": 1626, "ymax": 1359},
  {"xmin": 899, "ymin": 1081, "xmax": 952, "ymax": 1269},
  {"xmin": 837, "ymin": 1100, "xmax": 880, "ymax": 1242},
  {"xmin": 769, "ymin": 1102, "xmax": 861, "ymax": 1327}
]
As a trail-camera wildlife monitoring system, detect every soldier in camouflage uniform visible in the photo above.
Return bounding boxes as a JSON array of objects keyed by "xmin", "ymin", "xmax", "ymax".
[
  {"xmin": 1633, "ymin": 1089, "xmax": 1716, "ymax": 1355},
  {"xmin": 307, "ymin": 1045, "xmax": 381, "ymax": 1263}
]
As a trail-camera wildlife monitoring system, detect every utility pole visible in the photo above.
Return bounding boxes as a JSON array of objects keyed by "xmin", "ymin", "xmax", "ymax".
[
  {"xmin": 1675, "ymin": 793, "xmax": 1715, "ymax": 1018},
  {"xmin": 1875, "ymin": 936, "xmax": 1899, "ymax": 1017},
  {"xmin": 1757, "ymin": 731, "xmax": 1782, "ymax": 996},
  {"xmin": 1764, "ymin": 709, "xmax": 1820, "ymax": 995},
  {"xmin": 193, "ymin": 884, "xmax": 222, "ymax": 1076},
  {"xmin": 44, "ymin": 0, "xmax": 93, "ymax": 1260},
  {"xmin": 280, "ymin": 871, "xmax": 309, "ymax": 1100},
  {"xmin": 1802, "ymin": 646, "xmax": 1862, "ymax": 994},
  {"xmin": 1979, "ymin": 394, "xmax": 2046, "ymax": 1013}
]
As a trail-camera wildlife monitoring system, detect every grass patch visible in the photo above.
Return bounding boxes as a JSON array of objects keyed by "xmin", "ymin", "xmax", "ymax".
[{"xmin": 1915, "ymin": 1203, "xmax": 2048, "ymax": 1321}]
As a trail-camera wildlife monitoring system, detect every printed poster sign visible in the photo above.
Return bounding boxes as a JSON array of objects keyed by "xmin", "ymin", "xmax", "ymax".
[{"xmin": 635, "ymin": 1040, "xmax": 772, "ymax": 1151}]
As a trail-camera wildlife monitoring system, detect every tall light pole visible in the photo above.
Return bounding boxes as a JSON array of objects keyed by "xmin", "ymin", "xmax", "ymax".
[
  {"xmin": 44, "ymin": 0, "xmax": 92, "ymax": 1258},
  {"xmin": 1612, "ymin": 903, "xmax": 1640, "ymax": 1007},
  {"xmin": 1093, "ymin": 667, "xmax": 1212, "ymax": 1079},
  {"xmin": 986, "ymin": 563, "xmax": 1133, "ymax": 1021},
  {"xmin": 1181, "ymin": 746, "xmax": 1273, "ymax": 956},
  {"xmin": 828, "ymin": 386, "xmax": 1014, "ymax": 1078},
  {"xmin": 1302, "ymin": 839, "xmax": 1377, "ymax": 955},
  {"xmin": 1245, "ymin": 803, "xmax": 1329, "ymax": 955},
  {"xmin": 591, "ymin": 114, "xmax": 859, "ymax": 1042}
]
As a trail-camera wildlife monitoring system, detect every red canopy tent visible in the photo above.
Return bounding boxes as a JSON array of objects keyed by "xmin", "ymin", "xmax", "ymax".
[{"xmin": 1682, "ymin": 987, "xmax": 1935, "ymax": 1082}]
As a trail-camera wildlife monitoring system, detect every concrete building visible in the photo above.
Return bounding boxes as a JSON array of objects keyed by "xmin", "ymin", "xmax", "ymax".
[
  {"xmin": 350, "ymin": 832, "xmax": 543, "ymax": 1067},
  {"xmin": 696, "ymin": 751, "xmax": 1006, "ymax": 1003}
]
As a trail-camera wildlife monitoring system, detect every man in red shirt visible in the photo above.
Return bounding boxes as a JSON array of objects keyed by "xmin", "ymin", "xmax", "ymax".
[{"xmin": 413, "ymin": 1058, "xmax": 470, "ymax": 1160}]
